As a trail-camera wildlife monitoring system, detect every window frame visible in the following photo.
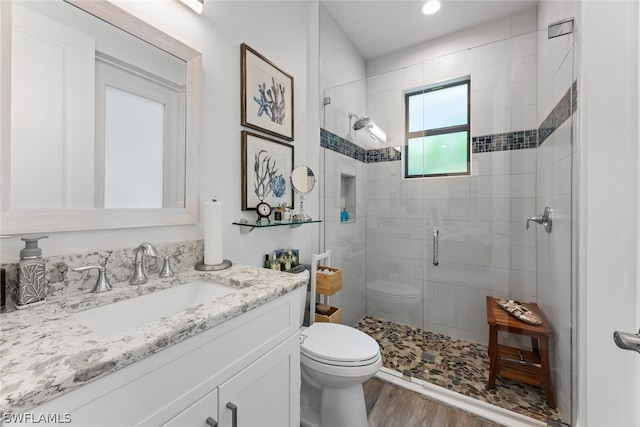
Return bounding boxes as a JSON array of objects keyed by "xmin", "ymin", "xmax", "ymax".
[
  {"xmin": 403, "ymin": 77, "xmax": 471, "ymax": 179},
  {"xmin": 94, "ymin": 55, "xmax": 186, "ymax": 209}
]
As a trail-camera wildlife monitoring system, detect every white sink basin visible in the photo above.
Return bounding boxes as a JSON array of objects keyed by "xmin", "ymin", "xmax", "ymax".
[{"xmin": 73, "ymin": 279, "xmax": 237, "ymax": 336}]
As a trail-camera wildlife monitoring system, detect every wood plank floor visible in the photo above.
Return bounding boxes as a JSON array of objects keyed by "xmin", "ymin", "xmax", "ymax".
[{"xmin": 364, "ymin": 378, "xmax": 504, "ymax": 427}]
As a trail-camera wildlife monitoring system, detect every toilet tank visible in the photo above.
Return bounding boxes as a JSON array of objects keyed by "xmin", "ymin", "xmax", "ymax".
[
  {"xmin": 282, "ymin": 267, "xmax": 310, "ymax": 327},
  {"xmin": 295, "ymin": 270, "xmax": 310, "ymax": 327}
]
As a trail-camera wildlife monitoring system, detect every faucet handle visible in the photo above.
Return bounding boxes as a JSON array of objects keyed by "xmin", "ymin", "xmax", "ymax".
[
  {"xmin": 526, "ymin": 207, "xmax": 553, "ymax": 232},
  {"xmin": 526, "ymin": 215, "xmax": 544, "ymax": 229},
  {"xmin": 159, "ymin": 255, "xmax": 175, "ymax": 278},
  {"xmin": 73, "ymin": 265, "xmax": 113, "ymax": 293}
]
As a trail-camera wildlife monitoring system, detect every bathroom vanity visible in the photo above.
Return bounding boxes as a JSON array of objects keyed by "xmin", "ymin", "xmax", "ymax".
[{"xmin": 0, "ymin": 266, "xmax": 304, "ymax": 426}]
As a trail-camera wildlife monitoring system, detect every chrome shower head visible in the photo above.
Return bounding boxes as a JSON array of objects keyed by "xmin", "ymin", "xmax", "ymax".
[{"xmin": 348, "ymin": 112, "xmax": 371, "ymax": 131}]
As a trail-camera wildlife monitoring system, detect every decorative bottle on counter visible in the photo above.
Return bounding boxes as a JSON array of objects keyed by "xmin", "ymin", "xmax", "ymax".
[
  {"xmin": 263, "ymin": 254, "xmax": 270, "ymax": 268},
  {"xmin": 16, "ymin": 236, "xmax": 48, "ymax": 309},
  {"xmin": 270, "ymin": 252, "xmax": 281, "ymax": 271}
]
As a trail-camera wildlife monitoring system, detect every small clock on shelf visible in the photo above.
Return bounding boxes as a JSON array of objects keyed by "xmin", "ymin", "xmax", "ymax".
[{"xmin": 256, "ymin": 196, "xmax": 272, "ymax": 224}]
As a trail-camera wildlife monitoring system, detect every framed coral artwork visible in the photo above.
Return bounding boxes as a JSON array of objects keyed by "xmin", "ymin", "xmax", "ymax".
[
  {"xmin": 241, "ymin": 43, "xmax": 294, "ymax": 141},
  {"xmin": 241, "ymin": 131, "xmax": 294, "ymax": 211}
]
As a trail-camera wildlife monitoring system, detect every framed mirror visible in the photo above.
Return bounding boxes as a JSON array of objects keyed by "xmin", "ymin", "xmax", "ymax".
[{"xmin": 0, "ymin": 0, "xmax": 202, "ymax": 234}]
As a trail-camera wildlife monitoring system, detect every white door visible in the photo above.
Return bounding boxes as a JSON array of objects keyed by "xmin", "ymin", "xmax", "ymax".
[
  {"xmin": 162, "ymin": 389, "xmax": 219, "ymax": 427},
  {"xmin": 579, "ymin": 2, "xmax": 639, "ymax": 426},
  {"xmin": 218, "ymin": 334, "xmax": 300, "ymax": 427}
]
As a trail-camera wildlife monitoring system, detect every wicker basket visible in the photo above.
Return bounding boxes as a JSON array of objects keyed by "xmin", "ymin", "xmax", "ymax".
[
  {"xmin": 314, "ymin": 305, "xmax": 341, "ymax": 323},
  {"xmin": 315, "ymin": 266, "xmax": 342, "ymax": 296}
]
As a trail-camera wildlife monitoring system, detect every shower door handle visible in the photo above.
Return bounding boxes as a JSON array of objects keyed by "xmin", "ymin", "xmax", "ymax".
[{"xmin": 433, "ymin": 228, "xmax": 439, "ymax": 266}]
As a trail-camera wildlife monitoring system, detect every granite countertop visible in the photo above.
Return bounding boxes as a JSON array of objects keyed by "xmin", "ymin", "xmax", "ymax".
[{"xmin": 0, "ymin": 265, "xmax": 307, "ymax": 414}]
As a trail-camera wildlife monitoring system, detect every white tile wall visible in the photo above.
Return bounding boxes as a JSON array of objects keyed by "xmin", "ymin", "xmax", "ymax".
[
  {"xmin": 366, "ymin": 12, "xmax": 538, "ymax": 146},
  {"xmin": 321, "ymin": 148, "xmax": 368, "ymax": 326},
  {"xmin": 365, "ymin": 147, "xmax": 538, "ymax": 343}
]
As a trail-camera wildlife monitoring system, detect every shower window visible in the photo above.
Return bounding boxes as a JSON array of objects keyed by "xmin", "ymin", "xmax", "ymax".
[{"xmin": 404, "ymin": 77, "xmax": 470, "ymax": 178}]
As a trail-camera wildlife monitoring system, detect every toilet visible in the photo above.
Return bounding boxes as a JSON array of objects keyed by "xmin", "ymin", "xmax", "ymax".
[
  {"xmin": 297, "ymin": 276, "xmax": 382, "ymax": 427},
  {"xmin": 366, "ymin": 279, "xmax": 422, "ymax": 324}
]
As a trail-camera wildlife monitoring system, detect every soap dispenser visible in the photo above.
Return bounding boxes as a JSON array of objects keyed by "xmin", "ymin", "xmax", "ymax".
[{"xmin": 16, "ymin": 236, "xmax": 48, "ymax": 309}]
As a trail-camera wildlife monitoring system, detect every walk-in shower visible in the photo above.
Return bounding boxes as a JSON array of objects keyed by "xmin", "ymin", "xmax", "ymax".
[{"xmin": 320, "ymin": 6, "xmax": 575, "ymax": 425}]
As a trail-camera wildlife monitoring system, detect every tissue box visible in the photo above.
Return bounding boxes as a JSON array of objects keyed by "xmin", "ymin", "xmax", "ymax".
[
  {"xmin": 315, "ymin": 266, "xmax": 342, "ymax": 296},
  {"xmin": 274, "ymin": 249, "xmax": 299, "ymax": 271}
]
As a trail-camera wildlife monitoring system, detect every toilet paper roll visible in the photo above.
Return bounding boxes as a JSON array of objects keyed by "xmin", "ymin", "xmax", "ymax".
[{"xmin": 204, "ymin": 200, "xmax": 224, "ymax": 265}]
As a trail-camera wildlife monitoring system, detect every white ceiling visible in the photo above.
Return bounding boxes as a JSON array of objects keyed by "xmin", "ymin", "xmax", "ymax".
[{"xmin": 321, "ymin": 0, "xmax": 538, "ymax": 60}]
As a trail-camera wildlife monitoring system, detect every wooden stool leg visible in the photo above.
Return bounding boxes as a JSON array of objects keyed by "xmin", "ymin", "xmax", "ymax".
[
  {"xmin": 538, "ymin": 337, "xmax": 556, "ymax": 408},
  {"xmin": 488, "ymin": 325, "xmax": 498, "ymax": 389}
]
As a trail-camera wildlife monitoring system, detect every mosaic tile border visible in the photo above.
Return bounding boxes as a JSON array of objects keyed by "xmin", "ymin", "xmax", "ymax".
[
  {"xmin": 321, "ymin": 128, "xmax": 539, "ymax": 163},
  {"xmin": 366, "ymin": 147, "xmax": 402, "ymax": 163},
  {"xmin": 321, "ymin": 80, "xmax": 577, "ymax": 163},
  {"xmin": 538, "ymin": 80, "xmax": 577, "ymax": 146},
  {"xmin": 320, "ymin": 128, "xmax": 367, "ymax": 162},
  {"xmin": 472, "ymin": 130, "xmax": 538, "ymax": 153}
]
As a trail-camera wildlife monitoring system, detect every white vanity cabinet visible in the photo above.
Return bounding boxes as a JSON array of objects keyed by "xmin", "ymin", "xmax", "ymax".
[
  {"xmin": 20, "ymin": 289, "xmax": 301, "ymax": 427},
  {"xmin": 164, "ymin": 334, "xmax": 299, "ymax": 427}
]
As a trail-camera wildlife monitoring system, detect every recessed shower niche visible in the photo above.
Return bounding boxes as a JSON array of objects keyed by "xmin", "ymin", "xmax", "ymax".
[{"xmin": 340, "ymin": 173, "xmax": 355, "ymax": 223}]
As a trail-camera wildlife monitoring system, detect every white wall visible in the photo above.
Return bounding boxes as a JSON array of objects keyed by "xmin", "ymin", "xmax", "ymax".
[
  {"xmin": 1, "ymin": 1, "xmax": 321, "ymax": 269},
  {"xmin": 320, "ymin": 4, "xmax": 366, "ymax": 138},
  {"xmin": 319, "ymin": 4, "xmax": 368, "ymax": 326}
]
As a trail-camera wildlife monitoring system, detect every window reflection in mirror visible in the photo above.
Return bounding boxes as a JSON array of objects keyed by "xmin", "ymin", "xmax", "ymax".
[{"xmin": 10, "ymin": 1, "xmax": 187, "ymax": 210}]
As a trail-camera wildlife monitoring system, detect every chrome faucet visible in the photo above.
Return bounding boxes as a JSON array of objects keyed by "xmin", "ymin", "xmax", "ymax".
[
  {"xmin": 129, "ymin": 242, "xmax": 159, "ymax": 285},
  {"xmin": 73, "ymin": 265, "xmax": 113, "ymax": 293}
]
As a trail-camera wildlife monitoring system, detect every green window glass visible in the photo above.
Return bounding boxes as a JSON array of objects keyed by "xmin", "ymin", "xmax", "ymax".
[{"xmin": 404, "ymin": 78, "xmax": 470, "ymax": 178}]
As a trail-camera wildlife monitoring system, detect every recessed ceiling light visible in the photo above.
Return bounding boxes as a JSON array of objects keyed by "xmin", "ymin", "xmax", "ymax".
[
  {"xmin": 421, "ymin": 0, "xmax": 442, "ymax": 15},
  {"xmin": 179, "ymin": 0, "xmax": 204, "ymax": 14}
]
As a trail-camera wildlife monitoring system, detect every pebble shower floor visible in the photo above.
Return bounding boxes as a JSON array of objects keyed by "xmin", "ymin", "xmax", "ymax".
[{"xmin": 355, "ymin": 316, "xmax": 561, "ymax": 423}]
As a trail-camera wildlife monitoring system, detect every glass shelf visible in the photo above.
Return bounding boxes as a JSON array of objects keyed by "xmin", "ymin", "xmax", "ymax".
[{"xmin": 232, "ymin": 219, "xmax": 321, "ymax": 233}]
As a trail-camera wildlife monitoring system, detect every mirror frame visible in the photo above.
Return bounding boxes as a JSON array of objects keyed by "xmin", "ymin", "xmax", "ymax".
[{"xmin": 0, "ymin": 0, "xmax": 202, "ymax": 234}]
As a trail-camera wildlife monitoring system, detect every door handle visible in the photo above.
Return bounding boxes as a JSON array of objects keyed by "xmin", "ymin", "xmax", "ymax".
[
  {"xmin": 433, "ymin": 228, "xmax": 439, "ymax": 266},
  {"xmin": 613, "ymin": 329, "xmax": 640, "ymax": 354},
  {"xmin": 226, "ymin": 402, "xmax": 238, "ymax": 427}
]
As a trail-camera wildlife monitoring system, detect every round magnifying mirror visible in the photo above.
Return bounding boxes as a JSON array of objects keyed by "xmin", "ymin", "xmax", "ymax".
[
  {"xmin": 290, "ymin": 166, "xmax": 315, "ymax": 222},
  {"xmin": 290, "ymin": 165, "xmax": 316, "ymax": 195}
]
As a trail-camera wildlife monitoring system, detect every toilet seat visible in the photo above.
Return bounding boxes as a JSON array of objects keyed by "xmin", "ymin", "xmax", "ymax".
[{"xmin": 300, "ymin": 323, "xmax": 380, "ymax": 367}]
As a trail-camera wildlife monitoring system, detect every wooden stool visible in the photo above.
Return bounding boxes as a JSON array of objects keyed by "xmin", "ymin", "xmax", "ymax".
[{"xmin": 485, "ymin": 296, "xmax": 556, "ymax": 408}]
